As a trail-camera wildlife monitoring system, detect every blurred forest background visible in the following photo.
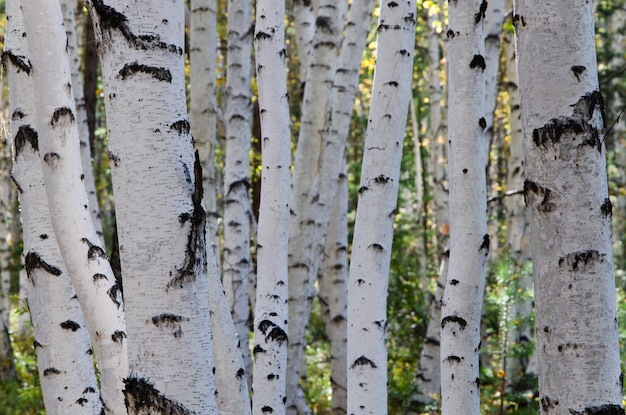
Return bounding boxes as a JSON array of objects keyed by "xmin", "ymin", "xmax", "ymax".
[{"xmin": 1, "ymin": 0, "xmax": 626, "ymax": 414}]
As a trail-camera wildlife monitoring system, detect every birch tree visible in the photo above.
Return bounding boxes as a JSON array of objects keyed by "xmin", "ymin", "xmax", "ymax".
[
  {"xmin": 252, "ymin": 1, "xmax": 292, "ymax": 414},
  {"xmin": 346, "ymin": 1, "xmax": 416, "ymax": 413},
  {"xmin": 223, "ymin": 0, "xmax": 254, "ymax": 378},
  {"xmin": 6, "ymin": 4, "xmax": 101, "ymax": 409},
  {"xmin": 19, "ymin": 0, "xmax": 128, "ymax": 412},
  {"xmin": 286, "ymin": 1, "xmax": 350, "ymax": 409},
  {"xmin": 87, "ymin": 1, "xmax": 217, "ymax": 412},
  {"xmin": 439, "ymin": 1, "xmax": 488, "ymax": 415},
  {"xmin": 514, "ymin": 1, "xmax": 624, "ymax": 413},
  {"xmin": 190, "ymin": 0, "xmax": 221, "ymax": 265}
]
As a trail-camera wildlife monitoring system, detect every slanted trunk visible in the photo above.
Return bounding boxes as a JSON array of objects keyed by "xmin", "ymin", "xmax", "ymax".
[
  {"xmin": 346, "ymin": 1, "xmax": 416, "ymax": 413},
  {"xmin": 440, "ymin": 1, "xmax": 488, "ymax": 415},
  {"xmin": 252, "ymin": 2, "xmax": 292, "ymax": 414},
  {"xmin": 514, "ymin": 1, "xmax": 624, "ymax": 413},
  {"xmin": 88, "ymin": 1, "xmax": 217, "ymax": 412},
  {"xmin": 19, "ymin": 0, "xmax": 128, "ymax": 412}
]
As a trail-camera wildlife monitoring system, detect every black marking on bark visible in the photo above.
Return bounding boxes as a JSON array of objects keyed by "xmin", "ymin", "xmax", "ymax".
[
  {"xmin": 469, "ymin": 55, "xmax": 486, "ymax": 71},
  {"xmin": 43, "ymin": 152, "xmax": 61, "ymax": 168},
  {"xmin": 441, "ymin": 315, "xmax": 467, "ymax": 330},
  {"xmin": 558, "ymin": 250, "xmax": 603, "ymax": 272},
  {"xmin": 236, "ymin": 368, "xmax": 245, "ymax": 379},
  {"xmin": 388, "ymin": 1, "xmax": 399, "ymax": 7},
  {"xmin": 12, "ymin": 109, "xmax": 26, "ymax": 120},
  {"xmin": 60, "ymin": 320, "xmax": 81, "ymax": 331},
  {"xmin": 540, "ymin": 396, "xmax": 558, "ymax": 412},
  {"xmin": 569, "ymin": 405, "xmax": 625, "ymax": 415},
  {"xmin": 108, "ymin": 284, "xmax": 121, "ymax": 308},
  {"xmin": 404, "ymin": 12, "xmax": 416, "ymax": 24},
  {"xmin": 11, "ymin": 175, "xmax": 23, "ymax": 194},
  {"xmin": 315, "ymin": 16, "xmax": 333, "ymax": 33},
  {"xmin": 2, "ymin": 50, "xmax": 32, "ymax": 74},
  {"xmin": 523, "ymin": 180, "xmax": 555, "ymax": 212},
  {"xmin": 601, "ymin": 198, "xmax": 613, "ymax": 218},
  {"xmin": 532, "ymin": 117, "xmax": 584, "ymax": 147},
  {"xmin": 81, "ymin": 238, "xmax": 108, "ymax": 260},
  {"xmin": 34, "ymin": 340, "xmax": 43, "ymax": 349},
  {"xmin": 226, "ymin": 179, "xmax": 250, "ymax": 196},
  {"xmin": 169, "ymin": 151, "xmax": 206, "ymax": 289},
  {"xmin": 108, "ymin": 151, "xmax": 120, "ymax": 166},
  {"xmin": 463, "ymin": 168, "xmax": 468, "ymax": 174},
  {"xmin": 14, "ymin": 125, "xmax": 39, "ymax": 157},
  {"xmin": 475, "ymin": 0, "xmax": 487, "ymax": 24},
  {"xmin": 170, "ymin": 119, "xmax": 190, "ymax": 135},
  {"xmin": 447, "ymin": 29, "xmax": 457, "ymax": 39},
  {"xmin": 76, "ymin": 397, "xmax": 89, "ymax": 406},
  {"xmin": 43, "ymin": 367, "xmax": 61, "ymax": 376},
  {"xmin": 368, "ymin": 243, "xmax": 384, "ymax": 252},
  {"xmin": 253, "ymin": 344, "xmax": 266, "ymax": 354},
  {"xmin": 267, "ymin": 373, "xmax": 277, "ymax": 380},
  {"xmin": 512, "ymin": 14, "xmax": 526, "ymax": 28},
  {"xmin": 255, "ymin": 31, "xmax": 272, "ymax": 40},
  {"xmin": 358, "ymin": 186, "xmax": 369, "ymax": 193},
  {"xmin": 377, "ymin": 24, "xmax": 390, "ymax": 32},
  {"xmin": 51, "ymin": 107, "xmax": 75, "ymax": 126},
  {"xmin": 479, "ymin": 234, "xmax": 490, "ymax": 253},
  {"xmin": 118, "ymin": 62, "xmax": 172, "ymax": 82},
  {"xmin": 91, "ymin": 0, "xmax": 182, "ymax": 54},
  {"xmin": 398, "ymin": 49, "xmax": 409, "ymax": 56},
  {"xmin": 93, "ymin": 273, "xmax": 108, "ymax": 282},
  {"xmin": 86, "ymin": 348, "xmax": 93, "ymax": 355},
  {"xmin": 24, "ymin": 252, "xmax": 62, "ymax": 280},
  {"xmin": 350, "ymin": 355, "xmax": 377, "ymax": 369},
  {"xmin": 331, "ymin": 315, "xmax": 345, "ymax": 324},
  {"xmin": 267, "ymin": 326, "xmax": 288, "ymax": 345},
  {"xmin": 111, "ymin": 330, "xmax": 126, "ymax": 344},
  {"xmin": 152, "ymin": 313, "xmax": 186, "ymax": 326},
  {"xmin": 374, "ymin": 175, "xmax": 391, "ymax": 184},
  {"xmin": 262, "ymin": 407, "xmax": 274, "ymax": 413},
  {"xmin": 444, "ymin": 355, "xmax": 461, "ymax": 363},
  {"xmin": 425, "ymin": 336, "xmax": 440, "ymax": 346},
  {"xmin": 123, "ymin": 376, "xmax": 191, "ymax": 414},
  {"xmin": 478, "ymin": 117, "xmax": 487, "ymax": 129},
  {"xmin": 83, "ymin": 386, "xmax": 97, "ymax": 394},
  {"xmin": 571, "ymin": 65, "xmax": 587, "ymax": 81},
  {"xmin": 385, "ymin": 81, "xmax": 399, "ymax": 87},
  {"xmin": 450, "ymin": 279, "xmax": 459, "ymax": 285}
]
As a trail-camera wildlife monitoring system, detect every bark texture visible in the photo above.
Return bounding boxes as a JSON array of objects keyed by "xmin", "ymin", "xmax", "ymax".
[
  {"xmin": 440, "ymin": 1, "xmax": 488, "ymax": 415},
  {"xmin": 88, "ymin": 1, "xmax": 217, "ymax": 413},
  {"xmin": 20, "ymin": 0, "xmax": 128, "ymax": 412},
  {"xmin": 346, "ymin": 1, "xmax": 416, "ymax": 413},
  {"xmin": 514, "ymin": 1, "xmax": 624, "ymax": 414},
  {"xmin": 252, "ymin": 1, "xmax": 292, "ymax": 414}
]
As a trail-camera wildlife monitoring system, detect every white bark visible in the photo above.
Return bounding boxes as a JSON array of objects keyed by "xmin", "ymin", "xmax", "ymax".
[
  {"xmin": 346, "ymin": 1, "xmax": 416, "ymax": 413},
  {"xmin": 190, "ymin": 0, "xmax": 221, "ymax": 271},
  {"xmin": 440, "ymin": 1, "xmax": 488, "ymax": 415},
  {"xmin": 292, "ymin": 0, "xmax": 315, "ymax": 81},
  {"xmin": 7, "ymin": 6, "xmax": 101, "ymax": 407},
  {"xmin": 19, "ymin": 0, "xmax": 128, "ymax": 412},
  {"xmin": 318, "ymin": 159, "xmax": 348, "ymax": 415},
  {"xmin": 224, "ymin": 0, "xmax": 254, "ymax": 381},
  {"xmin": 206, "ymin": 245, "xmax": 252, "ymax": 415},
  {"xmin": 88, "ymin": 1, "xmax": 217, "ymax": 413},
  {"xmin": 252, "ymin": 2, "xmax": 292, "ymax": 414},
  {"xmin": 60, "ymin": 0, "xmax": 104, "ymax": 243},
  {"xmin": 514, "ymin": 1, "xmax": 623, "ymax": 413},
  {"xmin": 483, "ymin": 0, "xmax": 504, "ymax": 158}
]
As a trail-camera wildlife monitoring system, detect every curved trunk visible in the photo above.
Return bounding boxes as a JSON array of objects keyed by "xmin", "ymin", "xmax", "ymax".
[
  {"xmin": 346, "ymin": 1, "xmax": 416, "ymax": 413},
  {"xmin": 252, "ymin": 2, "xmax": 292, "ymax": 414},
  {"xmin": 440, "ymin": 1, "xmax": 488, "ymax": 415},
  {"xmin": 514, "ymin": 1, "xmax": 623, "ymax": 413},
  {"xmin": 88, "ymin": 1, "xmax": 217, "ymax": 413},
  {"xmin": 19, "ymin": 0, "xmax": 128, "ymax": 412}
]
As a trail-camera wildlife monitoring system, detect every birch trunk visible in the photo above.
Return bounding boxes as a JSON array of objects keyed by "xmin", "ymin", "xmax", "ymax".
[
  {"xmin": 190, "ymin": 0, "xmax": 220, "ymax": 270},
  {"xmin": 514, "ymin": 1, "xmax": 624, "ymax": 413},
  {"xmin": 252, "ymin": 2, "xmax": 292, "ymax": 414},
  {"xmin": 440, "ymin": 1, "xmax": 488, "ymax": 415},
  {"xmin": 318, "ymin": 159, "xmax": 348, "ymax": 415},
  {"xmin": 292, "ymin": 0, "xmax": 315, "ymax": 81},
  {"xmin": 6, "ymin": 4, "xmax": 101, "ymax": 408},
  {"xmin": 88, "ymin": 1, "xmax": 217, "ymax": 412},
  {"xmin": 60, "ymin": 0, "xmax": 104, "ymax": 243},
  {"xmin": 19, "ymin": 0, "xmax": 128, "ymax": 412},
  {"xmin": 346, "ymin": 1, "xmax": 416, "ymax": 413},
  {"xmin": 224, "ymin": 0, "xmax": 254, "ymax": 381}
]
